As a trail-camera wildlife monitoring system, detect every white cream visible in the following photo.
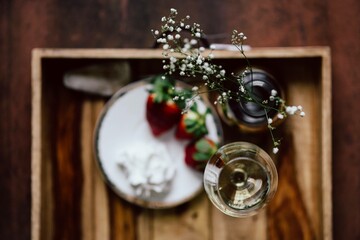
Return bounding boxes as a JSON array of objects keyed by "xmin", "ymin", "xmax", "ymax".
[{"xmin": 117, "ymin": 141, "xmax": 176, "ymax": 198}]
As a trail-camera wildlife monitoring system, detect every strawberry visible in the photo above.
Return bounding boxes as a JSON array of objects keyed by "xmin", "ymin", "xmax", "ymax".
[
  {"xmin": 146, "ymin": 94, "xmax": 181, "ymax": 136},
  {"xmin": 146, "ymin": 76, "xmax": 186, "ymax": 136},
  {"xmin": 184, "ymin": 137, "xmax": 218, "ymax": 171},
  {"xmin": 175, "ymin": 103, "xmax": 211, "ymax": 140}
]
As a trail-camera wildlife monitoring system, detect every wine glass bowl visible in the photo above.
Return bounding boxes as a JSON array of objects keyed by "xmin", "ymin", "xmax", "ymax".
[{"xmin": 203, "ymin": 142, "xmax": 278, "ymax": 217}]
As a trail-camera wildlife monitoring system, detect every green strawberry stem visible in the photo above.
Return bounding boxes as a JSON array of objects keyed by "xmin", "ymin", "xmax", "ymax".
[{"xmin": 193, "ymin": 138, "xmax": 217, "ymax": 161}]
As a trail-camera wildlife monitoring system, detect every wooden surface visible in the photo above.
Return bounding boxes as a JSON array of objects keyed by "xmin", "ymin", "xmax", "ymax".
[
  {"xmin": 31, "ymin": 48, "xmax": 331, "ymax": 240},
  {"xmin": 0, "ymin": 1, "xmax": 359, "ymax": 240}
]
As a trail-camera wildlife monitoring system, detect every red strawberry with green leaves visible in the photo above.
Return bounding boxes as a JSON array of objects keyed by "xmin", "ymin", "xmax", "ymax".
[
  {"xmin": 185, "ymin": 137, "xmax": 218, "ymax": 171},
  {"xmin": 146, "ymin": 76, "xmax": 186, "ymax": 136},
  {"xmin": 175, "ymin": 103, "xmax": 211, "ymax": 140}
]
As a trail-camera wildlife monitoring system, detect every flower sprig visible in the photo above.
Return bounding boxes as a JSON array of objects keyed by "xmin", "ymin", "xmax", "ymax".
[{"xmin": 151, "ymin": 8, "xmax": 305, "ymax": 154}]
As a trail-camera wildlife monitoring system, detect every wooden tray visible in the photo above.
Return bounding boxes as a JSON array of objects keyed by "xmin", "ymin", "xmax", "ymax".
[{"xmin": 31, "ymin": 47, "xmax": 332, "ymax": 240}]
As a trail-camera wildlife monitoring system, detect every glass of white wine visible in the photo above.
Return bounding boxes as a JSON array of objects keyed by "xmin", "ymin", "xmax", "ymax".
[{"xmin": 203, "ymin": 141, "xmax": 278, "ymax": 217}]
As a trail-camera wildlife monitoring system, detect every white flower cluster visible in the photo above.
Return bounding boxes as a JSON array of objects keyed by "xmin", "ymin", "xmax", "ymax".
[
  {"xmin": 286, "ymin": 105, "xmax": 306, "ymax": 117},
  {"xmin": 269, "ymin": 89, "xmax": 305, "ymax": 117},
  {"xmin": 266, "ymin": 89, "xmax": 306, "ymax": 154},
  {"xmin": 152, "ymin": 8, "xmax": 239, "ymax": 104},
  {"xmin": 152, "ymin": 9, "xmax": 305, "ymax": 154}
]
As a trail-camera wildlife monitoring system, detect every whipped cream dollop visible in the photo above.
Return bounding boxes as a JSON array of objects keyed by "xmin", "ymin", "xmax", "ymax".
[{"xmin": 117, "ymin": 141, "xmax": 176, "ymax": 198}]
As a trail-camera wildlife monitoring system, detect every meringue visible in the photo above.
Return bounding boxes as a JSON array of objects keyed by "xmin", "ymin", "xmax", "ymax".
[{"xmin": 117, "ymin": 141, "xmax": 176, "ymax": 198}]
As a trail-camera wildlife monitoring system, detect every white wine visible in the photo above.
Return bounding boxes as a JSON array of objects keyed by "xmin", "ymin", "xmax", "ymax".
[
  {"xmin": 204, "ymin": 142, "xmax": 277, "ymax": 217},
  {"xmin": 219, "ymin": 157, "xmax": 270, "ymax": 209}
]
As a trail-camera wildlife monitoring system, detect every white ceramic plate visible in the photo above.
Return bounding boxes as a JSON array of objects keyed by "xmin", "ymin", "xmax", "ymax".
[{"xmin": 94, "ymin": 78, "xmax": 223, "ymax": 208}]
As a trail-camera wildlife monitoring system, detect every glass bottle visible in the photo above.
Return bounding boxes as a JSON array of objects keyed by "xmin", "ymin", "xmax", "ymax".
[{"xmin": 218, "ymin": 68, "xmax": 284, "ymax": 132}]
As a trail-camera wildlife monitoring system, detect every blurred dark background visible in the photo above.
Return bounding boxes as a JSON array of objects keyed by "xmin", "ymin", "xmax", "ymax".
[{"xmin": 0, "ymin": 0, "xmax": 359, "ymax": 239}]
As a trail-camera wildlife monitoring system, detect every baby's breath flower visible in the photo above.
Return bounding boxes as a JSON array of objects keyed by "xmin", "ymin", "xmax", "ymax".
[
  {"xmin": 192, "ymin": 86, "xmax": 199, "ymax": 91},
  {"xmin": 273, "ymin": 147, "xmax": 279, "ymax": 154},
  {"xmin": 205, "ymin": 67, "xmax": 212, "ymax": 74},
  {"xmin": 152, "ymin": 8, "xmax": 305, "ymax": 153},
  {"xmin": 157, "ymin": 38, "xmax": 166, "ymax": 43},
  {"xmin": 240, "ymin": 85, "xmax": 245, "ymax": 93},
  {"xmin": 163, "ymin": 44, "xmax": 169, "ymax": 50},
  {"xmin": 190, "ymin": 39, "xmax": 198, "ymax": 45},
  {"xmin": 286, "ymin": 106, "xmax": 298, "ymax": 115},
  {"xmin": 271, "ymin": 89, "xmax": 278, "ymax": 96}
]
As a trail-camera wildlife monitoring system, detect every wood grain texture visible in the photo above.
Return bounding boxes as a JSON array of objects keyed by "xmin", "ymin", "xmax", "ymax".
[
  {"xmin": 267, "ymin": 136, "xmax": 316, "ymax": 240},
  {"xmin": 80, "ymin": 99, "xmax": 110, "ymax": 240},
  {"xmin": 52, "ymin": 88, "xmax": 83, "ymax": 240},
  {"xmin": 1, "ymin": 1, "xmax": 359, "ymax": 240}
]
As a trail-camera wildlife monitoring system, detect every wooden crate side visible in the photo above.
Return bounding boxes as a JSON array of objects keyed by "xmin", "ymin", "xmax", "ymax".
[
  {"xmin": 31, "ymin": 49, "xmax": 42, "ymax": 240},
  {"xmin": 320, "ymin": 48, "xmax": 333, "ymax": 240},
  {"xmin": 32, "ymin": 47, "xmax": 331, "ymax": 60}
]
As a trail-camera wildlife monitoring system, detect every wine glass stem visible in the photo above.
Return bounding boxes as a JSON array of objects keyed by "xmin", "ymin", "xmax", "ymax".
[{"xmin": 230, "ymin": 168, "xmax": 248, "ymax": 189}]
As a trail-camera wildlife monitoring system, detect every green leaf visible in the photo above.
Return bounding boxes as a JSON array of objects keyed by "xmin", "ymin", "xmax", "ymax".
[
  {"xmin": 150, "ymin": 75, "xmax": 177, "ymax": 103},
  {"xmin": 195, "ymin": 139, "xmax": 212, "ymax": 153},
  {"xmin": 193, "ymin": 152, "xmax": 210, "ymax": 161},
  {"xmin": 184, "ymin": 118, "xmax": 197, "ymax": 128}
]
